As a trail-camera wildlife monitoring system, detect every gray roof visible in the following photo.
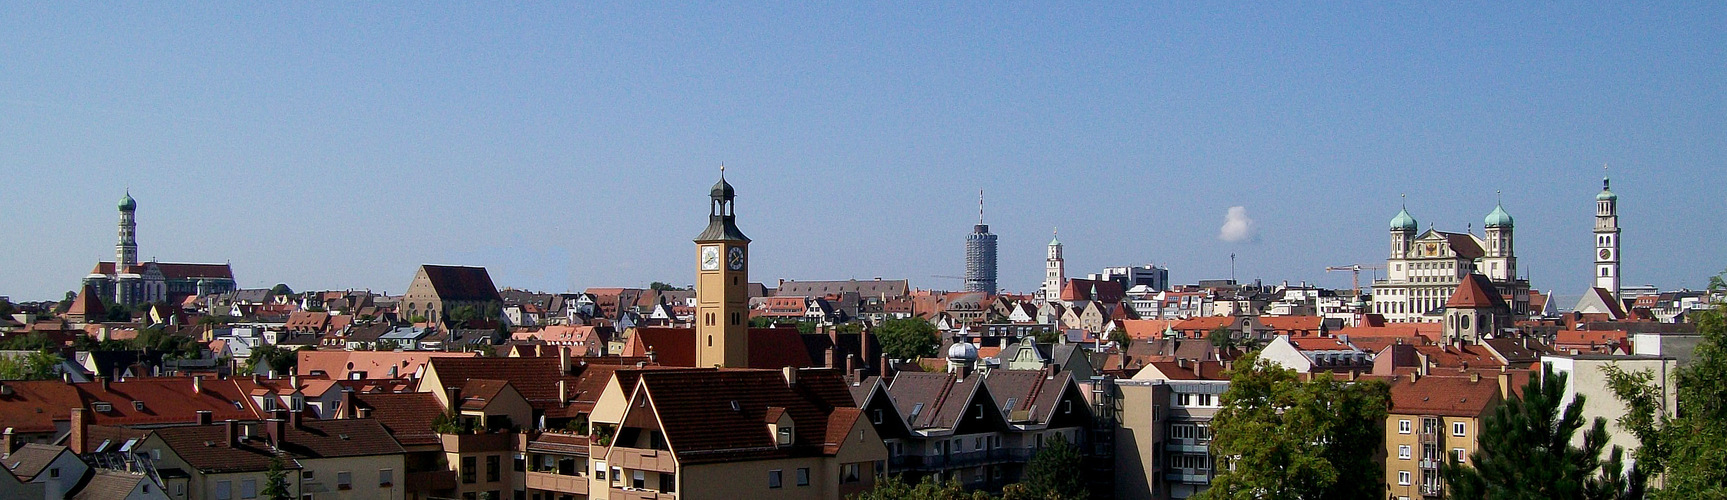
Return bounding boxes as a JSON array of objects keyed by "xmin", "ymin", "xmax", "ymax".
[{"xmin": 774, "ymin": 279, "xmax": 910, "ymax": 298}]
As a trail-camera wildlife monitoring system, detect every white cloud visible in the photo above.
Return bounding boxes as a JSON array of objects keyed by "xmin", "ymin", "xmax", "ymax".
[{"xmin": 1218, "ymin": 206, "xmax": 1259, "ymax": 243}]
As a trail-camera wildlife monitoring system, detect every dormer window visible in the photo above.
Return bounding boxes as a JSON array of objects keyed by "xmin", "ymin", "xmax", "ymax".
[
  {"xmin": 133, "ymin": 401, "xmax": 145, "ymax": 411},
  {"xmin": 93, "ymin": 402, "xmax": 112, "ymax": 413},
  {"xmin": 777, "ymin": 427, "xmax": 792, "ymax": 445}
]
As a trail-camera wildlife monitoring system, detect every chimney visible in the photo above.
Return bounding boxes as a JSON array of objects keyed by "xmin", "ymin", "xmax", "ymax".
[
  {"xmin": 1498, "ymin": 372, "xmax": 1512, "ymax": 397},
  {"xmin": 860, "ymin": 324, "xmax": 873, "ymax": 367},
  {"xmin": 289, "ymin": 374, "xmax": 299, "ymax": 389},
  {"xmin": 224, "ymin": 419, "xmax": 239, "ymax": 448},
  {"xmin": 559, "ymin": 346, "xmax": 570, "ymax": 374},
  {"xmin": 340, "ymin": 390, "xmax": 355, "ymax": 419},
  {"xmin": 195, "ymin": 410, "xmax": 212, "ymax": 426},
  {"xmin": 557, "ymin": 379, "xmax": 567, "ymax": 404},
  {"xmin": 845, "ymin": 354, "xmax": 856, "ymax": 374},
  {"xmin": 70, "ymin": 407, "xmax": 89, "ymax": 454},
  {"xmin": 192, "ymin": 375, "xmax": 203, "ymax": 394},
  {"xmin": 825, "ymin": 346, "xmax": 837, "ymax": 368},
  {"xmin": 828, "ymin": 325, "xmax": 838, "ymax": 348},
  {"xmin": 646, "ymin": 349, "xmax": 657, "ymax": 365},
  {"xmin": 98, "ymin": 375, "xmax": 109, "ymax": 392},
  {"xmin": 782, "ymin": 366, "xmax": 797, "ymax": 387},
  {"xmin": 1193, "ymin": 361, "xmax": 1203, "ymax": 378},
  {"xmin": 1, "ymin": 428, "xmax": 14, "ymax": 455},
  {"xmin": 290, "ymin": 408, "xmax": 304, "ymax": 429},
  {"xmin": 356, "ymin": 406, "xmax": 372, "ymax": 419},
  {"xmin": 266, "ymin": 418, "xmax": 285, "ymax": 444},
  {"xmin": 444, "ymin": 387, "xmax": 461, "ymax": 413}
]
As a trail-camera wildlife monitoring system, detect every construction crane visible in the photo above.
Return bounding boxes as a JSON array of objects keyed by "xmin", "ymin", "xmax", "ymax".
[{"xmin": 1325, "ymin": 264, "xmax": 1383, "ymax": 298}]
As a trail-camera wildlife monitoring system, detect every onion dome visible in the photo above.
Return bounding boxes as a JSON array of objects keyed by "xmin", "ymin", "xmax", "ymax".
[
  {"xmin": 118, "ymin": 192, "xmax": 136, "ymax": 211},
  {"xmin": 946, "ymin": 342, "xmax": 978, "ymax": 360},
  {"xmin": 1484, "ymin": 204, "xmax": 1513, "ymax": 228},
  {"xmin": 1389, "ymin": 208, "xmax": 1417, "ymax": 231},
  {"xmin": 1597, "ymin": 178, "xmax": 1617, "ymax": 201},
  {"xmin": 711, "ymin": 176, "xmax": 735, "ymax": 200}
]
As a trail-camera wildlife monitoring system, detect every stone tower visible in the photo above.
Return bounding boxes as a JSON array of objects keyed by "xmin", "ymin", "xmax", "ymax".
[
  {"xmin": 1594, "ymin": 174, "xmax": 1621, "ymax": 298},
  {"xmin": 1044, "ymin": 230, "xmax": 1065, "ymax": 303}
]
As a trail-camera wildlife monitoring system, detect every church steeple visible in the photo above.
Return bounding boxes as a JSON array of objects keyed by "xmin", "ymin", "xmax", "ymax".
[{"xmin": 116, "ymin": 190, "xmax": 138, "ymax": 269}]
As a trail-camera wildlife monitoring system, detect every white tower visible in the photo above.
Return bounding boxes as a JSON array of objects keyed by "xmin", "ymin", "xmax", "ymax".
[
  {"xmin": 1594, "ymin": 171, "xmax": 1620, "ymax": 298},
  {"xmin": 1482, "ymin": 195, "xmax": 1515, "ymax": 281},
  {"xmin": 1044, "ymin": 229, "xmax": 1065, "ymax": 303}
]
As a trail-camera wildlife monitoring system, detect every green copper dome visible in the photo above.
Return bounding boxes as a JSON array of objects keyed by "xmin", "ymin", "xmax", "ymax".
[
  {"xmin": 1597, "ymin": 177, "xmax": 1617, "ymax": 201},
  {"xmin": 1389, "ymin": 208, "xmax": 1417, "ymax": 231},
  {"xmin": 118, "ymin": 192, "xmax": 136, "ymax": 211},
  {"xmin": 1484, "ymin": 204, "xmax": 1513, "ymax": 228}
]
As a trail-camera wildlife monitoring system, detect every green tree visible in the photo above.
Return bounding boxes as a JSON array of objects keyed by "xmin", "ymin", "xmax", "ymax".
[
  {"xmin": 876, "ymin": 318, "xmax": 939, "ymax": 360},
  {"xmin": 1110, "ymin": 328, "xmax": 1133, "ymax": 351},
  {"xmin": 0, "ymin": 351, "xmax": 63, "ymax": 380},
  {"xmin": 270, "ymin": 283, "xmax": 293, "ymax": 296},
  {"xmin": 1605, "ymin": 269, "xmax": 1727, "ymax": 499},
  {"xmin": 1446, "ymin": 365, "xmax": 1642, "ymax": 500},
  {"xmin": 245, "ymin": 344, "xmax": 301, "ymax": 375},
  {"xmin": 261, "ymin": 455, "xmax": 292, "ymax": 500},
  {"xmin": 648, "ymin": 282, "xmax": 687, "ymax": 292},
  {"xmin": 1207, "ymin": 325, "xmax": 1236, "ymax": 350},
  {"xmin": 849, "ymin": 475, "xmax": 990, "ymax": 500},
  {"xmin": 1012, "ymin": 433, "xmax": 1088, "ymax": 499},
  {"xmin": 0, "ymin": 298, "xmax": 14, "ymax": 316},
  {"xmin": 374, "ymin": 339, "xmax": 401, "ymax": 351},
  {"xmin": 1198, "ymin": 352, "xmax": 1390, "ymax": 500},
  {"xmin": 1032, "ymin": 328, "xmax": 1060, "ymax": 344}
]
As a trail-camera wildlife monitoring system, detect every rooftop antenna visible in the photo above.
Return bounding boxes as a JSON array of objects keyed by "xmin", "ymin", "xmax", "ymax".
[
  {"xmin": 977, "ymin": 189, "xmax": 985, "ymax": 225},
  {"xmin": 1230, "ymin": 253, "xmax": 1236, "ymax": 283}
]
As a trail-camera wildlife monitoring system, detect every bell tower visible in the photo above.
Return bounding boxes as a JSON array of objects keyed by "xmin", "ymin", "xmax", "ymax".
[
  {"xmin": 1594, "ymin": 169, "xmax": 1620, "ymax": 299},
  {"xmin": 694, "ymin": 168, "xmax": 751, "ymax": 368},
  {"xmin": 117, "ymin": 191, "xmax": 138, "ymax": 269}
]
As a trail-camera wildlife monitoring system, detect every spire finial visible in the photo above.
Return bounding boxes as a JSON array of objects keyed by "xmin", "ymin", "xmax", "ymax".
[
  {"xmin": 1602, "ymin": 163, "xmax": 1610, "ymax": 189},
  {"xmin": 720, "ymin": 162, "xmax": 725, "ymax": 176},
  {"xmin": 1400, "ymin": 193, "xmax": 1406, "ymax": 209}
]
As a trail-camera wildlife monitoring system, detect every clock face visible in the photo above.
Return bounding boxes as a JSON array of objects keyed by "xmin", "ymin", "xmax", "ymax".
[
  {"xmin": 727, "ymin": 246, "xmax": 746, "ymax": 271},
  {"xmin": 701, "ymin": 246, "xmax": 720, "ymax": 271},
  {"xmin": 1599, "ymin": 248, "xmax": 1612, "ymax": 260}
]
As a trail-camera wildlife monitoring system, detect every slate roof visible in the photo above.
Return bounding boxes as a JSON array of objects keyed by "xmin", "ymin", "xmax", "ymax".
[
  {"xmin": 626, "ymin": 369, "xmax": 855, "ymax": 464},
  {"xmin": 350, "ymin": 392, "xmax": 444, "ymax": 446},
  {"xmin": 419, "ymin": 265, "xmax": 503, "ymax": 302},
  {"xmin": 152, "ymin": 419, "xmax": 403, "ymax": 474}
]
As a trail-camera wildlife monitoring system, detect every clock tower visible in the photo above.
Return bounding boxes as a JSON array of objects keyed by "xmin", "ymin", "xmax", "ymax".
[
  {"xmin": 695, "ymin": 170, "xmax": 751, "ymax": 368},
  {"xmin": 1593, "ymin": 173, "xmax": 1620, "ymax": 299}
]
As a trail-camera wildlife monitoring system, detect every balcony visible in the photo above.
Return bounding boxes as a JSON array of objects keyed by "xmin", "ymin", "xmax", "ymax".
[
  {"xmin": 1164, "ymin": 471, "xmax": 1211, "ymax": 484},
  {"xmin": 526, "ymin": 470, "xmax": 589, "ymax": 494},
  {"xmin": 442, "ymin": 432, "xmax": 517, "ymax": 453},
  {"xmin": 1164, "ymin": 440, "xmax": 1211, "ymax": 454},
  {"xmin": 609, "ymin": 447, "xmax": 677, "ymax": 473},
  {"xmin": 609, "ymin": 487, "xmax": 676, "ymax": 500},
  {"xmin": 888, "ymin": 448, "xmax": 1033, "ymax": 471}
]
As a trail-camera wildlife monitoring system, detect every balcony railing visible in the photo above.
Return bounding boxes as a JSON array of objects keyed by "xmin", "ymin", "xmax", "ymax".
[
  {"xmin": 609, "ymin": 487, "xmax": 676, "ymax": 500},
  {"xmin": 888, "ymin": 448, "xmax": 1034, "ymax": 471},
  {"xmin": 609, "ymin": 447, "xmax": 678, "ymax": 473},
  {"xmin": 525, "ymin": 470, "xmax": 588, "ymax": 494}
]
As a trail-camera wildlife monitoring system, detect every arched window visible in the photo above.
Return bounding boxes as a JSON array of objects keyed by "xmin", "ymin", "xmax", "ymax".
[{"xmin": 1602, "ymin": 268, "xmax": 1611, "ymax": 277}]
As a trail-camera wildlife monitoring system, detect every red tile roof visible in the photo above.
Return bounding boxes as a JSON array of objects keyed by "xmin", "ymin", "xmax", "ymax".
[
  {"xmin": 424, "ymin": 357, "xmax": 575, "ymax": 411},
  {"xmin": 622, "ymin": 327, "xmax": 815, "ymax": 369},
  {"xmin": 1447, "ymin": 274, "xmax": 1507, "ymax": 309},
  {"xmin": 151, "ymin": 419, "xmax": 403, "ymax": 474},
  {"xmin": 350, "ymin": 392, "xmax": 444, "ymax": 446},
  {"xmin": 0, "ymin": 380, "xmax": 83, "ymax": 433},
  {"xmin": 76, "ymin": 378, "xmax": 261, "ymax": 427},
  {"xmin": 621, "ymin": 369, "xmax": 857, "ymax": 464},
  {"xmin": 1387, "ymin": 374, "xmax": 1502, "ymax": 416}
]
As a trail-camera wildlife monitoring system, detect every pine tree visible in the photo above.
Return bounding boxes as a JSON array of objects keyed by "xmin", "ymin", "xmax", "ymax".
[
  {"xmin": 1446, "ymin": 365, "xmax": 1642, "ymax": 499},
  {"xmin": 261, "ymin": 455, "xmax": 292, "ymax": 500}
]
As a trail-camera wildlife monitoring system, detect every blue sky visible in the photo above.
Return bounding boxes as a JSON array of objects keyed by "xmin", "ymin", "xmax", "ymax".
[{"xmin": 2, "ymin": 2, "xmax": 1722, "ymax": 301}]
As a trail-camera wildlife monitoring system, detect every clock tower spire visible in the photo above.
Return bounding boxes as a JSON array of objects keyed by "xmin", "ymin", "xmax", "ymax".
[
  {"xmin": 1594, "ymin": 166, "xmax": 1620, "ymax": 299},
  {"xmin": 695, "ymin": 167, "xmax": 751, "ymax": 368}
]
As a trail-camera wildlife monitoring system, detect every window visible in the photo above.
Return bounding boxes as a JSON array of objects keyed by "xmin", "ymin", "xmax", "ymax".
[
  {"xmin": 462, "ymin": 456, "xmax": 477, "ymax": 483},
  {"xmin": 1398, "ymin": 470, "xmax": 1411, "ymax": 485},
  {"xmin": 595, "ymin": 462, "xmax": 606, "ymax": 481},
  {"xmin": 49, "ymin": 468, "xmax": 58, "ymax": 478},
  {"xmin": 514, "ymin": 454, "xmax": 525, "ymax": 472},
  {"xmin": 1398, "ymin": 445, "xmax": 1411, "ymax": 460},
  {"xmin": 777, "ymin": 427, "xmax": 793, "ymax": 445},
  {"xmin": 632, "ymin": 470, "xmax": 645, "ymax": 489},
  {"xmin": 1398, "ymin": 420, "xmax": 1411, "ymax": 434},
  {"xmin": 337, "ymin": 471, "xmax": 352, "ymax": 490},
  {"xmin": 873, "ymin": 409, "xmax": 883, "ymax": 424},
  {"xmin": 842, "ymin": 463, "xmax": 862, "ymax": 483},
  {"xmin": 1452, "ymin": 422, "xmax": 1466, "ymax": 437},
  {"xmin": 216, "ymin": 481, "xmax": 232, "ymax": 500},
  {"xmin": 380, "ymin": 468, "xmax": 394, "ymax": 487},
  {"xmin": 661, "ymin": 472, "xmax": 677, "ymax": 492},
  {"xmin": 241, "ymin": 478, "xmax": 257, "ymax": 499},
  {"xmin": 1454, "ymin": 448, "xmax": 1467, "ymax": 463},
  {"xmin": 611, "ymin": 467, "xmax": 621, "ymax": 485},
  {"xmin": 487, "ymin": 455, "xmax": 501, "ymax": 482},
  {"xmin": 768, "ymin": 469, "xmax": 783, "ymax": 488},
  {"xmin": 797, "ymin": 467, "xmax": 810, "ymax": 486},
  {"xmin": 975, "ymin": 404, "xmax": 983, "ymax": 419},
  {"xmin": 302, "ymin": 470, "xmax": 314, "ymax": 481}
]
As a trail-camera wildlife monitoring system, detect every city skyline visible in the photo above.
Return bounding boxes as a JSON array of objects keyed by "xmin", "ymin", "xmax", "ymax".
[{"xmin": 2, "ymin": 3, "xmax": 1722, "ymax": 300}]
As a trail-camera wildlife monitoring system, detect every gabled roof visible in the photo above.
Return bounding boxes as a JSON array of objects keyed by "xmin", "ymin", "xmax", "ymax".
[
  {"xmin": 417, "ymin": 265, "xmax": 503, "ymax": 302},
  {"xmin": 424, "ymin": 356, "xmax": 575, "ymax": 411},
  {"xmin": 71, "ymin": 469, "xmax": 148, "ymax": 500},
  {"xmin": 2, "ymin": 444, "xmax": 68, "ymax": 480},
  {"xmin": 621, "ymin": 327, "xmax": 814, "ymax": 369},
  {"xmin": 0, "ymin": 380, "xmax": 83, "ymax": 433},
  {"xmin": 1387, "ymin": 374, "xmax": 1502, "ymax": 416},
  {"xmin": 1061, "ymin": 279, "xmax": 1125, "ymax": 303},
  {"xmin": 1259, "ymin": 316, "xmax": 1323, "ymax": 332},
  {"xmin": 982, "ymin": 370, "xmax": 1079, "ymax": 425},
  {"xmin": 350, "ymin": 392, "xmax": 444, "ymax": 446},
  {"xmin": 884, "ymin": 371, "xmax": 988, "ymax": 430},
  {"xmin": 76, "ymin": 377, "xmax": 261, "ymax": 427},
  {"xmin": 624, "ymin": 369, "xmax": 855, "ymax": 464},
  {"xmin": 66, "ymin": 284, "xmax": 105, "ymax": 319},
  {"xmin": 297, "ymin": 350, "xmax": 478, "ymax": 380},
  {"xmin": 152, "ymin": 419, "xmax": 403, "ymax": 474},
  {"xmin": 1447, "ymin": 274, "xmax": 1507, "ymax": 309}
]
